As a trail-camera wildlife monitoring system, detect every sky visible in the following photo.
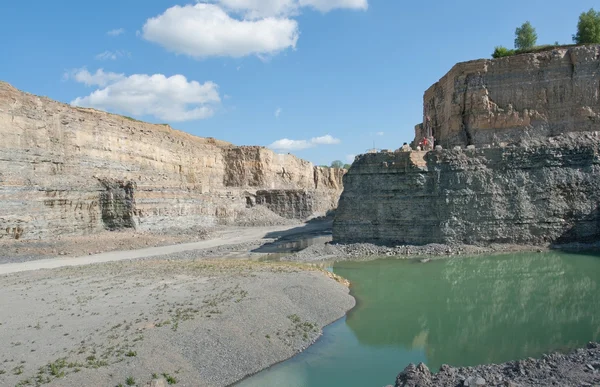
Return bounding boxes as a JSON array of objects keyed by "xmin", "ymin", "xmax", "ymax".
[{"xmin": 1, "ymin": 0, "xmax": 597, "ymax": 166}]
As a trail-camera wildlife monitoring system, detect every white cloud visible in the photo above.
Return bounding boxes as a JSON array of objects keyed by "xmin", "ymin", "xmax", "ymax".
[
  {"xmin": 376, "ymin": 131, "xmax": 384, "ymax": 136},
  {"xmin": 275, "ymin": 107, "xmax": 282, "ymax": 118},
  {"xmin": 270, "ymin": 138, "xmax": 311, "ymax": 150},
  {"xmin": 311, "ymin": 134, "xmax": 340, "ymax": 145},
  {"xmin": 95, "ymin": 50, "xmax": 131, "ymax": 61},
  {"xmin": 142, "ymin": 3, "xmax": 299, "ymax": 59},
  {"xmin": 345, "ymin": 154, "xmax": 356, "ymax": 163},
  {"xmin": 269, "ymin": 134, "xmax": 341, "ymax": 150},
  {"xmin": 298, "ymin": 0, "xmax": 368, "ymax": 12},
  {"xmin": 65, "ymin": 68, "xmax": 125, "ymax": 87},
  {"xmin": 107, "ymin": 28, "xmax": 125, "ymax": 36},
  {"xmin": 68, "ymin": 69, "xmax": 220, "ymax": 122}
]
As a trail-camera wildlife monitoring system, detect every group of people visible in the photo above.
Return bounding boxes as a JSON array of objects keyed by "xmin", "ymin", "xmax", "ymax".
[{"xmin": 398, "ymin": 136, "xmax": 435, "ymax": 152}]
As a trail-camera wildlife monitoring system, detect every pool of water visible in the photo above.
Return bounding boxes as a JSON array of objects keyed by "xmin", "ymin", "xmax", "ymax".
[
  {"xmin": 237, "ymin": 251, "xmax": 600, "ymax": 386},
  {"xmin": 252, "ymin": 235, "xmax": 332, "ymax": 254}
]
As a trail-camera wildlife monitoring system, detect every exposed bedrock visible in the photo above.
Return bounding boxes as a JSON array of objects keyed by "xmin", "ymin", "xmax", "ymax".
[
  {"xmin": 333, "ymin": 133, "xmax": 600, "ymax": 246},
  {"xmin": 0, "ymin": 82, "xmax": 344, "ymax": 240},
  {"xmin": 416, "ymin": 45, "xmax": 600, "ymax": 148}
]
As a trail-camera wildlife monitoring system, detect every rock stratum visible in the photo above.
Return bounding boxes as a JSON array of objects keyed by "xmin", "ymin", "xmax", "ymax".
[
  {"xmin": 334, "ymin": 133, "xmax": 600, "ymax": 246},
  {"xmin": 335, "ymin": 46, "xmax": 600, "ymax": 247},
  {"xmin": 415, "ymin": 45, "xmax": 600, "ymax": 148},
  {"xmin": 0, "ymin": 82, "xmax": 344, "ymax": 240}
]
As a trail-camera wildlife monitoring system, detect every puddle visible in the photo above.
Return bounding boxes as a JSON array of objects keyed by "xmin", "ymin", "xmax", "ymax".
[{"xmin": 252, "ymin": 234, "xmax": 332, "ymax": 254}]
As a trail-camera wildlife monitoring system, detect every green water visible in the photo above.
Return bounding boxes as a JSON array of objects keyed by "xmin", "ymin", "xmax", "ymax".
[{"xmin": 237, "ymin": 251, "xmax": 600, "ymax": 387}]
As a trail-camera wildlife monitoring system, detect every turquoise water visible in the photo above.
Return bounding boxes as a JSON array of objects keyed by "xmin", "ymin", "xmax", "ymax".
[{"xmin": 237, "ymin": 251, "xmax": 600, "ymax": 386}]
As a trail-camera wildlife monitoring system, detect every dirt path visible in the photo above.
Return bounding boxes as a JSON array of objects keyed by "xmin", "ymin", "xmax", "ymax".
[{"xmin": 0, "ymin": 221, "xmax": 330, "ymax": 275}]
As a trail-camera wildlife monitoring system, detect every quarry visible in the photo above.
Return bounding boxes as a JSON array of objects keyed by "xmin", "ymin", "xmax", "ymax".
[{"xmin": 2, "ymin": 44, "xmax": 600, "ymax": 387}]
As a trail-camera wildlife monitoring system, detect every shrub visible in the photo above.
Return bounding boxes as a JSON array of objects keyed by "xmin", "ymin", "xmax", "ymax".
[{"xmin": 492, "ymin": 46, "xmax": 516, "ymax": 58}]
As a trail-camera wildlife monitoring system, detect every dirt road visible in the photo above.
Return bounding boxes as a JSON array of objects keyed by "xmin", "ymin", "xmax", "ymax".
[{"xmin": 0, "ymin": 220, "xmax": 330, "ymax": 275}]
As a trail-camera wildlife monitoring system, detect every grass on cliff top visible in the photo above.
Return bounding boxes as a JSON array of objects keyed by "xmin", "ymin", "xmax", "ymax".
[{"xmin": 492, "ymin": 43, "xmax": 584, "ymax": 58}]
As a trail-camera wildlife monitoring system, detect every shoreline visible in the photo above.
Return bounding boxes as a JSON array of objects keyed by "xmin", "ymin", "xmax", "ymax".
[
  {"xmin": 2, "ymin": 223, "xmax": 600, "ymax": 386},
  {"xmin": 0, "ymin": 258, "xmax": 355, "ymax": 387}
]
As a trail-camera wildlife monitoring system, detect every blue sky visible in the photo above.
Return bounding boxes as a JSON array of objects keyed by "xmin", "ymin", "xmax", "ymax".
[{"xmin": 1, "ymin": 0, "xmax": 597, "ymax": 166}]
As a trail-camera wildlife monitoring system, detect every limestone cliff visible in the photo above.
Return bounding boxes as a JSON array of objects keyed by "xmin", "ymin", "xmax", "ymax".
[
  {"xmin": 334, "ymin": 133, "xmax": 600, "ymax": 246},
  {"xmin": 416, "ymin": 45, "xmax": 600, "ymax": 148},
  {"xmin": 0, "ymin": 82, "xmax": 344, "ymax": 240}
]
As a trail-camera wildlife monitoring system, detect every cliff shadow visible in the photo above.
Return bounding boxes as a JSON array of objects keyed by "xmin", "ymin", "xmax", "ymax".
[
  {"xmin": 554, "ymin": 205, "xmax": 600, "ymax": 246},
  {"xmin": 251, "ymin": 218, "xmax": 333, "ymax": 253}
]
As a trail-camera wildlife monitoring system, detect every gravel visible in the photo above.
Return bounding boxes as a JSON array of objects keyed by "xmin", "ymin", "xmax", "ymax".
[
  {"xmin": 396, "ymin": 342, "xmax": 600, "ymax": 387},
  {"xmin": 283, "ymin": 241, "xmax": 546, "ymax": 262},
  {"xmin": 0, "ymin": 258, "xmax": 354, "ymax": 387}
]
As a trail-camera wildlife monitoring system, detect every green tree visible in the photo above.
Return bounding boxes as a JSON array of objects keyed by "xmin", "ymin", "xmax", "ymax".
[
  {"xmin": 343, "ymin": 163, "xmax": 351, "ymax": 169},
  {"xmin": 514, "ymin": 21, "xmax": 537, "ymax": 50},
  {"xmin": 573, "ymin": 8, "xmax": 600, "ymax": 44},
  {"xmin": 330, "ymin": 160, "xmax": 344, "ymax": 169},
  {"xmin": 492, "ymin": 46, "xmax": 515, "ymax": 58}
]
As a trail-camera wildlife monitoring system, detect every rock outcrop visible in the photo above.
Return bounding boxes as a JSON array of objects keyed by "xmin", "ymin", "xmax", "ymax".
[
  {"xmin": 0, "ymin": 82, "xmax": 344, "ymax": 240},
  {"xmin": 333, "ymin": 133, "xmax": 600, "ymax": 246},
  {"xmin": 415, "ymin": 45, "xmax": 600, "ymax": 148}
]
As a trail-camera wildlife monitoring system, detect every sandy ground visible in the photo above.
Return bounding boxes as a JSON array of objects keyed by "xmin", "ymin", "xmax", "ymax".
[
  {"xmin": 0, "ymin": 221, "xmax": 330, "ymax": 275},
  {"xmin": 0, "ymin": 258, "xmax": 354, "ymax": 387}
]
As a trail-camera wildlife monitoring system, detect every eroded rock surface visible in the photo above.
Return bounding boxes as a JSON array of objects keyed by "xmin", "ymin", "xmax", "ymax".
[
  {"xmin": 416, "ymin": 45, "xmax": 600, "ymax": 148},
  {"xmin": 0, "ymin": 82, "xmax": 344, "ymax": 240},
  {"xmin": 334, "ymin": 133, "xmax": 600, "ymax": 246}
]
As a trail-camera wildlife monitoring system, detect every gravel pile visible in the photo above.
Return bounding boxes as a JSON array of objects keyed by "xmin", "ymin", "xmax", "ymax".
[
  {"xmin": 283, "ymin": 241, "xmax": 540, "ymax": 262},
  {"xmin": 232, "ymin": 205, "xmax": 301, "ymax": 227},
  {"xmin": 395, "ymin": 342, "xmax": 600, "ymax": 387}
]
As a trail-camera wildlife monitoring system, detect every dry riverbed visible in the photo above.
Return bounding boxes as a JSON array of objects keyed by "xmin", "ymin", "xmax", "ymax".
[{"xmin": 0, "ymin": 258, "xmax": 354, "ymax": 387}]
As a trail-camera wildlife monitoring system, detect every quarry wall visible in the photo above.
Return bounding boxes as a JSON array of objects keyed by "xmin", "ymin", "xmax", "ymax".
[
  {"xmin": 0, "ymin": 82, "xmax": 343, "ymax": 240},
  {"xmin": 333, "ymin": 133, "xmax": 600, "ymax": 246},
  {"xmin": 416, "ymin": 45, "xmax": 600, "ymax": 148}
]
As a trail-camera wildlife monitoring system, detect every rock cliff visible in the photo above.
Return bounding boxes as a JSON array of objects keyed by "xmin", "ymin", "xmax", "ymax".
[
  {"xmin": 333, "ymin": 133, "xmax": 600, "ymax": 246},
  {"xmin": 0, "ymin": 82, "xmax": 344, "ymax": 240},
  {"xmin": 416, "ymin": 45, "xmax": 600, "ymax": 148}
]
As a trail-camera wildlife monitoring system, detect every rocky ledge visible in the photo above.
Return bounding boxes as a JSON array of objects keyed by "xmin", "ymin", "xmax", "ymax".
[{"xmin": 394, "ymin": 343, "xmax": 600, "ymax": 387}]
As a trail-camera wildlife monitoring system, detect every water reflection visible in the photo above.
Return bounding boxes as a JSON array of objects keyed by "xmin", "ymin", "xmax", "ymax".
[
  {"xmin": 339, "ymin": 251, "xmax": 600, "ymax": 369},
  {"xmin": 238, "ymin": 251, "xmax": 600, "ymax": 386}
]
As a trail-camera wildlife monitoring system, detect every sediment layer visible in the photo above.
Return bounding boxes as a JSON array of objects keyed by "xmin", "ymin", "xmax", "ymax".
[
  {"xmin": 416, "ymin": 45, "xmax": 600, "ymax": 148},
  {"xmin": 334, "ymin": 133, "xmax": 600, "ymax": 246},
  {"xmin": 0, "ymin": 82, "xmax": 344, "ymax": 240}
]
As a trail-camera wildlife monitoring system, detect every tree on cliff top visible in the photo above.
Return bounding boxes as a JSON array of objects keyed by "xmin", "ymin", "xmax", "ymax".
[
  {"xmin": 330, "ymin": 160, "xmax": 344, "ymax": 169},
  {"xmin": 573, "ymin": 9, "xmax": 600, "ymax": 44},
  {"xmin": 514, "ymin": 21, "xmax": 537, "ymax": 50}
]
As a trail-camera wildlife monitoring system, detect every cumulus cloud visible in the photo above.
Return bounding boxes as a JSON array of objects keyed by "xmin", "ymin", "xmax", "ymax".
[
  {"xmin": 269, "ymin": 134, "xmax": 341, "ymax": 150},
  {"xmin": 107, "ymin": 28, "xmax": 125, "ymax": 36},
  {"xmin": 142, "ymin": 1, "xmax": 368, "ymax": 59},
  {"xmin": 275, "ymin": 107, "xmax": 282, "ymax": 118},
  {"xmin": 142, "ymin": 3, "xmax": 299, "ymax": 58},
  {"xmin": 68, "ymin": 68, "xmax": 220, "ymax": 122},
  {"xmin": 65, "ymin": 68, "xmax": 125, "ymax": 87}
]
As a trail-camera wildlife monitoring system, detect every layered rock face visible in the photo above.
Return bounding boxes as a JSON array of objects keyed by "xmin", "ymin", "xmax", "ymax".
[
  {"xmin": 0, "ymin": 82, "xmax": 343, "ymax": 240},
  {"xmin": 416, "ymin": 45, "xmax": 600, "ymax": 148},
  {"xmin": 334, "ymin": 134, "xmax": 600, "ymax": 246}
]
